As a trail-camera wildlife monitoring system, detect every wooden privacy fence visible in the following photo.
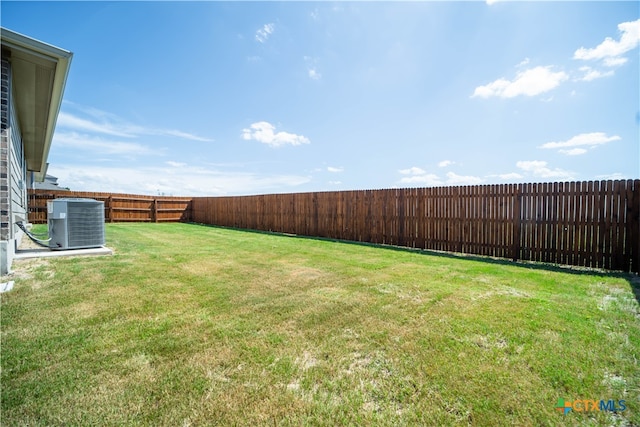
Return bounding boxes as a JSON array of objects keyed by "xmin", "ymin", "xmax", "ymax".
[
  {"xmin": 27, "ymin": 181, "xmax": 640, "ymax": 273},
  {"xmin": 191, "ymin": 180, "xmax": 640, "ymax": 273},
  {"xmin": 28, "ymin": 190, "xmax": 192, "ymax": 223}
]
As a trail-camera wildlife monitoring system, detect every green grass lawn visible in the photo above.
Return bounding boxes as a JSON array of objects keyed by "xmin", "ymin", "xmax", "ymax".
[{"xmin": 2, "ymin": 223, "xmax": 639, "ymax": 426}]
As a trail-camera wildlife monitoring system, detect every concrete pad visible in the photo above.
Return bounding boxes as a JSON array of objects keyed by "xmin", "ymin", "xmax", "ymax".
[
  {"xmin": 0, "ymin": 281, "xmax": 14, "ymax": 293},
  {"xmin": 13, "ymin": 246, "xmax": 113, "ymax": 260}
]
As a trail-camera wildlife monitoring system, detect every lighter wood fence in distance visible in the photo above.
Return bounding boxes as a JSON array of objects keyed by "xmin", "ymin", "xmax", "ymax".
[{"xmin": 28, "ymin": 190, "xmax": 192, "ymax": 224}]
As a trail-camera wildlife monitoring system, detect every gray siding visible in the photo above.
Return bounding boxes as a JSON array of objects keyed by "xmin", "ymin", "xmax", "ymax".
[
  {"xmin": 9, "ymin": 92, "xmax": 27, "ymax": 227},
  {"xmin": 1, "ymin": 54, "xmax": 9, "ymax": 242},
  {"xmin": 1, "ymin": 53, "xmax": 10, "ymax": 274},
  {"xmin": 1, "ymin": 51, "xmax": 30, "ymax": 275}
]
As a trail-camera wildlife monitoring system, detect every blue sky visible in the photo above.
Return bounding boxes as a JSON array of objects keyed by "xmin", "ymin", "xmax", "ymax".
[{"xmin": 3, "ymin": 1, "xmax": 639, "ymax": 196}]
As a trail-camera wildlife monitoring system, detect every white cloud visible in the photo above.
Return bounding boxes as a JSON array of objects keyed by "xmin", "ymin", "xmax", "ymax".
[
  {"xmin": 445, "ymin": 172, "xmax": 483, "ymax": 186},
  {"xmin": 574, "ymin": 19, "xmax": 640, "ymax": 64},
  {"xmin": 161, "ymin": 129, "xmax": 212, "ymax": 142},
  {"xmin": 398, "ymin": 166, "xmax": 440, "ymax": 185},
  {"xmin": 241, "ymin": 121, "xmax": 310, "ymax": 148},
  {"xmin": 328, "ymin": 181, "xmax": 342, "ymax": 185},
  {"xmin": 399, "ymin": 166, "xmax": 426, "ymax": 175},
  {"xmin": 438, "ymin": 160, "xmax": 455, "ymax": 168},
  {"xmin": 166, "ymin": 161, "xmax": 187, "ymax": 167},
  {"xmin": 472, "ymin": 66, "xmax": 568, "ymax": 99},
  {"xmin": 603, "ymin": 57, "xmax": 628, "ymax": 67},
  {"xmin": 308, "ymin": 68, "xmax": 322, "ymax": 80},
  {"xmin": 559, "ymin": 148, "xmax": 588, "ymax": 156},
  {"xmin": 577, "ymin": 66, "xmax": 615, "ymax": 82},
  {"xmin": 399, "ymin": 173, "xmax": 443, "ymax": 186},
  {"xmin": 539, "ymin": 132, "xmax": 621, "ymax": 152},
  {"xmin": 57, "ymin": 111, "xmax": 134, "ymax": 138},
  {"xmin": 53, "ymin": 132, "xmax": 158, "ymax": 156},
  {"xmin": 49, "ymin": 164, "xmax": 311, "ymax": 197},
  {"xmin": 516, "ymin": 160, "xmax": 574, "ymax": 180},
  {"xmin": 304, "ymin": 56, "xmax": 322, "ymax": 80},
  {"xmin": 397, "ymin": 167, "xmax": 482, "ymax": 186},
  {"xmin": 57, "ymin": 110, "xmax": 213, "ymax": 142},
  {"xmin": 497, "ymin": 173, "xmax": 523, "ymax": 180},
  {"xmin": 486, "ymin": 0, "xmax": 502, "ymax": 5},
  {"xmin": 255, "ymin": 23, "xmax": 275, "ymax": 43},
  {"xmin": 516, "ymin": 58, "xmax": 530, "ymax": 68},
  {"xmin": 327, "ymin": 166, "xmax": 343, "ymax": 173},
  {"xmin": 596, "ymin": 172, "xmax": 626, "ymax": 180}
]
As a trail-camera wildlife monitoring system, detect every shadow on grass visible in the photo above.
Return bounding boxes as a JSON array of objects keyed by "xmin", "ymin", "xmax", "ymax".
[{"xmin": 188, "ymin": 222, "xmax": 640, "ymax": 304}]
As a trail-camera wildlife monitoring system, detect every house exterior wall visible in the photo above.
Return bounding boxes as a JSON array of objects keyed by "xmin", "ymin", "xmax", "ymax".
[
  {"xmin": 9, "ymin": 83, "xmax": 27, "ymax": 224},
  {"xmin": 1, "ymin": 31, "xmax": 72, "ymax": 276},
  {"xmin": 1, "ymin": 52, "xmax": 28, "ymax": 275},
  {"xmin": 1, "ymin": 53, "xmax": 11, "ymax": 274}
]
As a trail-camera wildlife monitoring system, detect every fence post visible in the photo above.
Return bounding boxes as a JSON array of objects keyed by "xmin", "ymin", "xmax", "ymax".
[
  {"xmin": 153, "ymin": 199, "xmax": 158, "ymax": 223},
  {"xmin": 512, "ymin": 185, "xmax": 521, "ymax": 262},
  {"xmin": 456, "ymin": 186, "xmax": 462, "ymax": 253},
  {"xmin": 398, "ymin": 189, "xmax": 405, "ymax": 247},
  {"xmin": 184, "ymin": 199, "xmax": 192, "ymax": 222},
  {"xmin": 107, "ymin": 196, "xmax": 113, "ymax": 223},
  {"xmin": 632, "ymin": 180, "xmax": 640, "ymax": 273}
]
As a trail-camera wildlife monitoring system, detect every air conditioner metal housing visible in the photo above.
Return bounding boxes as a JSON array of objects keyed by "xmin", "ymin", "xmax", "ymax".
[{"xmin": 48, "ymin": 198, "xmax": 105, "ymax": 250}]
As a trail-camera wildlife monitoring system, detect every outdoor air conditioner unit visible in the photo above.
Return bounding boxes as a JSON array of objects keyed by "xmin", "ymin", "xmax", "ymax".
[{"xmin": 48, "ymin": 198, "xmax": 105, "ymax": 250}]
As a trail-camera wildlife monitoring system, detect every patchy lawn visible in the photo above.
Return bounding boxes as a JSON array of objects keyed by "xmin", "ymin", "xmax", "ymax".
[{"xmin": 1, "ymin": 223, "xmax": 638, "ymax": 426}]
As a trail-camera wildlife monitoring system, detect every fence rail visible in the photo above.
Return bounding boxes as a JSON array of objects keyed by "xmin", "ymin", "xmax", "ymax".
[
  {"xmin": 28, "ymin": 190, "xmax": 192, "ymax": 223},
  {"xmin": 190, "ymin": 180, "xmax": 640, "ymax": 273}
]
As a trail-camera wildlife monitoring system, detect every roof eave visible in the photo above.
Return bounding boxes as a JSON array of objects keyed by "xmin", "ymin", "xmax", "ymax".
[
  {"xmin": 1, "ymin": 28, "xmax": 73, "ymax": 182},
  {"xmin": 36, "ymin": 52, "xmax": 71, "ymax": 182}
]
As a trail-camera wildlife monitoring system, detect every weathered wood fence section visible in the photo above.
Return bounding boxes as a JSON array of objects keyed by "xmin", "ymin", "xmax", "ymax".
[
  {"xmin": 28, "ymin": 190, "xmax": 192, "ymax": 223},
  {"xmin": 191, "ymin": 180, "xmax": 640, "ymax": 273}
]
